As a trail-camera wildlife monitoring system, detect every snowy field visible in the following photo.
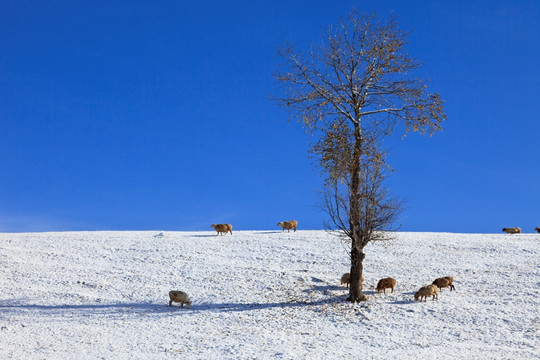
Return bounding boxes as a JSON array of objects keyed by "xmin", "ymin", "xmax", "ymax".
[{"xmin": 1, "ymin": 230, "xmax": 539, "ymax": 359}]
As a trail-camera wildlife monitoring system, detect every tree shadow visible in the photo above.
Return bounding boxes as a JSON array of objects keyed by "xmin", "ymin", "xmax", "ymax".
[
  {"xmin": 189, "ymin": 297, "xmax": 347, "ymax": 313},
  {"xmin": 0, "ymin": 301, "xmax": 171, "ymax": 315},
  {"xmin": 0, "ymin": 297, "xmax": 351, "ymax": 316}
]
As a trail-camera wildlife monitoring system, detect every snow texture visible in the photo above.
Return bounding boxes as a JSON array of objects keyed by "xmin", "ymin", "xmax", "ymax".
[{"xmin": 1, "ymin": 231, "xmax": 539, "ymax": 359}]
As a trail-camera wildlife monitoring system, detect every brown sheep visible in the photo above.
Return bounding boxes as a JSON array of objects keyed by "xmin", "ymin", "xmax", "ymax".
[
  {"xmin": 375, "ymin": 277, "xmax": 396, "ymax": 294},
  {"xmin": 340, "ymin": 273, "xmax": 364, "ymax": 288},
  {"xmin": 414, "ymin": 284, "xmax": 438, "ymax": 302},
  {"xmin": 535, "ymin": 227, "xmax": 540, "ymax": 234},
  {"xmin": 432, "ymin": 276, "xmax": 455, "ymax": 291},
  {"xmin": 211, "ymin": 223, "xmax": 233, "ymax": 235},
  {"xmin": 277, "ymin": 220, "xmax": 298, "ymax": 232},
  {"xmin": 169, "ymin": 290, "xmax": 191, "ymax": 309},
  {"xmin": 502, "ymin": 227, "xmax": 521, "ymax": 234}
]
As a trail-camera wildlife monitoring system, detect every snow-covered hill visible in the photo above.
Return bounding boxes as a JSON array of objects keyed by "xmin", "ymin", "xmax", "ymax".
[{"xmin": 1, "ymin": 231, "xmax": 539, "ymax": 359}]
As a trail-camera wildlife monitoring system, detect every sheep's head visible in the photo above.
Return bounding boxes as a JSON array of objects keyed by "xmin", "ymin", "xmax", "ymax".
[
  {"xmin": 277, "ymin": 222, "xmax": 284, "ymax": 227},
  {"xmin": 414, "ymin": 292, "xmax": 420, "ymax": 301}
]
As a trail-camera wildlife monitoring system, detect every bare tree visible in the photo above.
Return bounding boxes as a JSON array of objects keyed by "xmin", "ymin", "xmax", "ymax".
[{"xmin": 273, "ymin": 11, "xmax": 446, "ymax": 302}]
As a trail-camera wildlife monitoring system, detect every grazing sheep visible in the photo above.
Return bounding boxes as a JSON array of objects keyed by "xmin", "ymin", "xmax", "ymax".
[
  {"xmin": 169, "ymin": 291, "xmax": 191, "ymax": 309},
  {"xmin": 375, "ymin": 277, "xmax": 396, "ymax": 294},
  {"xmin": 340, "ymin": 273, "xmax": 364, "ymax": 288},
  {"xmin": 277, "ymin": 220, "xmax": 298, "ymax": 232},
  {"xmin": 211, "ymin": 223, "xmax": 233, "ymax": 235},
  {"xmin": 432, "ymin": 276, "xmax": 456, "ymax": 291},
  {"xmin": 502, "ymin": 227, "xmax": 521, "ymax": 234},
  {"xmin": 414, "ymin": 284, "xmax": 438, "ymax": 302},
  {"xmin": 535, "ymin": 227, "xmax": 540, "ymax": 234}
]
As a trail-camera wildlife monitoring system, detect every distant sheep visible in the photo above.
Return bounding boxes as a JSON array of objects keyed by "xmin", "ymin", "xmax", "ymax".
[
  {"xmin": 432, "ymin": 276, "xmax": 455, "ymax": 291},
  {"xmin": 414, "ymin": 284, "xmax": 438, "ymax": 302},
  {"xmin": 502, "ymin": 227, "xmax": 521, "ymax": 234},
  {"xmin": 211, "ymin": 223, "xmax": 233, "ymax": 235},
  {"xmin": 340, "ymin": 272, "xmax": 364, "ymax": 288},
  {"xmin": 277, "ymin": 220, "xmax": 298, "ymax": 232},
  {"xmin": 535, "ymin": 227, "xmax": 540, "ymax": 234},
  {"xmin": 169, "ymin": 290, "xmax": 191, "ymax": 309},
  {"xmin": 375, "ymin": 277, "xmax": 396, "ymax": 294}
]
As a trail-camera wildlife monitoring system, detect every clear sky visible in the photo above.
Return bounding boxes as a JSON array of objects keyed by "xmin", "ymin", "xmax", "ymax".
[{"xmin": 1, "ymin": 0, "xmax": 539, "ymax": 233}]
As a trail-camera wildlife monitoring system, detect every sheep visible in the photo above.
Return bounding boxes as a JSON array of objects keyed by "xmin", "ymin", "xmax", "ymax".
[
  {"xmin": 375, "ymin": 277, "xmax": 396, "ymax": 294},
  {"xmin": 340, "ymin": 273, "xmax": 364, "ymax": 288},
  {"xmin": 414, "ymin": 284, "xmax": 438, "ymax": 302},
  {"xmin": 169, "ymin": 290, "xmax": 191, "ymax": 309},
  {"xmin": 277, "ymin": 220, "xmax": 298, "ymax": 232},
  {"xmin": 432, "ymin": 276, "xmax": 456, "ymax": 291},
  {"xmin": 502, "ymin": 227, "xmax": 521, "ymax": 234},
  {"xmin": 211, "ymin": 223, "xmax": 233, "ymax": 235},
  {"xmin": 535, "ymin": 227, "xmax": 540, "ymax": 234}
]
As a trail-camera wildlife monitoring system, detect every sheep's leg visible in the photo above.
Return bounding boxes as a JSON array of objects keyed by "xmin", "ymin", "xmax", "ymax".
[{"xmin": 169, "ymin": 300, "xmax": 173, "ymax": 307}]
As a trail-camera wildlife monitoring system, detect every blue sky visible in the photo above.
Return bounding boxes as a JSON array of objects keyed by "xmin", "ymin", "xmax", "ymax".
[{"xmin": 1, "ymin": 1, "xmax": 539, "ymax": 233}]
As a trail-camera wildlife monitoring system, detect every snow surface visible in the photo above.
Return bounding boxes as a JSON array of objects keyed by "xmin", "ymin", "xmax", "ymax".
[{"xmin": 1, "ymin": 230, "xmax": 539, "ymax": 359}]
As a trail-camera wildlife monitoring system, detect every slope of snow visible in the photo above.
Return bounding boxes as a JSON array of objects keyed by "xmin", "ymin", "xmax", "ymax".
[{"xmin": 1, "ymin": 230, "xmax": 539, "ymax": 359}]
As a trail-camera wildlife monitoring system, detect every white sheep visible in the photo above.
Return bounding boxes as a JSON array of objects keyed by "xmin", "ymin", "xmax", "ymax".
[
  {"xmin": 169, "ymin": 290, "xmax": 191, "ymax": 308},
  {"xmin": 414, "ymin": 284, "xmax": 438, "ymax": 302},
  {"xmin": 340, "ymin": 272, "xmax": 364, "ymax": 288}
]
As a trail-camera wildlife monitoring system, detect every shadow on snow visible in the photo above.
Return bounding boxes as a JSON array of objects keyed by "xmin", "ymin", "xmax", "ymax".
[{"xmin": 0, "ymin": 296, "xmax": 354, "ymax": 316}]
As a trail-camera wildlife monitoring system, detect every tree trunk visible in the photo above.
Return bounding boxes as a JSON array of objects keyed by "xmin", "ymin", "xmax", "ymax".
[
  {"xmin": 347, "ymin": 245, "xmax": 367, "ymax": 302},
  {"xmin": 346, "ymin": 123, "xmax": 368, "ymax": 302}
]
